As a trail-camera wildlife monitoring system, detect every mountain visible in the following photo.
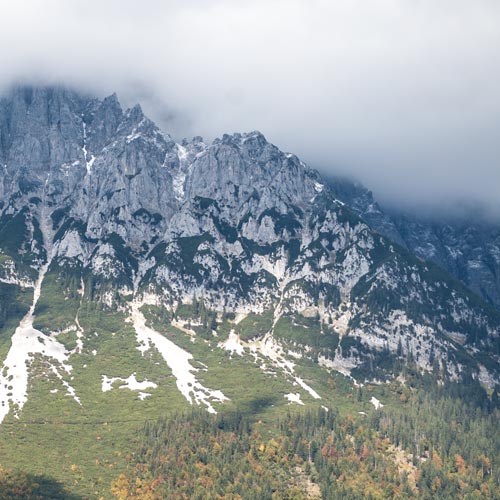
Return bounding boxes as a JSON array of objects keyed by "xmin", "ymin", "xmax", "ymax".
[
  {"xmin": 326, "ymin": 177, "xmax": 500, "ymax": 311},
  {"xmin": 0, "ymin": 86, "xmax": 499, "ymax": 496}
]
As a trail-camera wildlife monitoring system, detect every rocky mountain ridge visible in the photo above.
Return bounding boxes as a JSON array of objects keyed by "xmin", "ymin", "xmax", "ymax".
[
  {"xmin": 326, "ymin": 177, "xmax": 500, "ymax": 311},
  {"xmin": 0, "ymin": 86, "xmax": 499, "ymax": 425}
]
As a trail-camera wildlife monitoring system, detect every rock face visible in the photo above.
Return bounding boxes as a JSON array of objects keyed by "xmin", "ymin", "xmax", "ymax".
[
  {"xmin": 327, "ymin": 176, "xmax": 500, "ymax": 311},
  {"xmin": 0, "ymin": 86, "xmax": 499, "ymax": 388}
]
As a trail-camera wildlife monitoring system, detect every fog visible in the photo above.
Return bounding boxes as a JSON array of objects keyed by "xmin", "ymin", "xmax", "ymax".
[{"xmin": 1, "ymin": 0, "xmax": 499, "ymax": 216}]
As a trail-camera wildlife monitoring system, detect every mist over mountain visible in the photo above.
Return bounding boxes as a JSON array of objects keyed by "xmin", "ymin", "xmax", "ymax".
[{"xmin": 1, "ymin": 0, "xmax": 499, "ymax": 217}]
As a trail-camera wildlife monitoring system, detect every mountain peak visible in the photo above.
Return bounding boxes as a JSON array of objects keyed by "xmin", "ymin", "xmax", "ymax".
[
  {"xmin": 215, "ymin": 130, "xmax": 267, "ymax": 146},
  {"xmin": 0, "ymin": 86, "xmax": 498, "ymax": 408},
  {"xmin": 127, "ymin": 103, "xmax": 144, "ymax": 121}
]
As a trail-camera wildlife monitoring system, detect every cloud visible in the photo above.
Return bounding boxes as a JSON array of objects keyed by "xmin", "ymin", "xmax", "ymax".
[{"xmin": 1, "ymin": 0, "xmax": 499, "ymax": 215}]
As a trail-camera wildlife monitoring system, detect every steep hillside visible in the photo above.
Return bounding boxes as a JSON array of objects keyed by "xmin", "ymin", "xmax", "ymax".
[
  {"xmin": 0, "ymin": 86, "xmax": 499, "ymax": 497},
  {"xmin": 327, "ymin": 176, "xmax": 500, "ymax": 311}
]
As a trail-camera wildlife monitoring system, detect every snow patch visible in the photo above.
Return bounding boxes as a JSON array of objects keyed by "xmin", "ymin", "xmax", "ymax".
[
  {"xmin": 314, "ymin": 181, "xmax": 324, "ymax": 193},
  {"xmin": 50, "ymin": 365, "xmax": 81, "ymax": 406},
  {"xmin": 101, "ymin": 373, "xmax": 157, "ymax": 396},
  {"xmin": 219, "ymin": 331, "xmax": 244, "ymax": 356},
  {"xmin": 249, "ymin": 334, "xmax": 321, "ymax": 400},
  {"xmin": 285, "ymin": 393, "xmax": 304, "ymax": 405},
  {"xmin": 82, "ymin": 121, "xmax": 95, "ymax": 175},
  {"xmin": 131, "ymin": 302, "xmax": 228, "ymax": 413},
  {"xmin": 172, "ymin": 170, "xmax": 186, "ymax": 201},
  {"xmin": 294, "ymin": 377, "xmax": 321, "ymax": 399}
]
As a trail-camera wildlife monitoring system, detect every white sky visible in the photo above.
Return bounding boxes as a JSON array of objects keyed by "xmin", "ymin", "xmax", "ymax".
[{"xmin": 1, "ymin": 0, "xmax": 499, "ymax": 215}]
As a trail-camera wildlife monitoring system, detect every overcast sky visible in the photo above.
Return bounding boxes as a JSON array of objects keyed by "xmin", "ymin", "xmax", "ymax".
[{"xmin": 1, "ymin": 0, "xmax": 499, "ymax": 216}]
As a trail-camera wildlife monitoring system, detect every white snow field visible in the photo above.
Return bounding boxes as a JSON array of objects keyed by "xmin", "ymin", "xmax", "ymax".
[{"xmin": 131, "ymin": 302, "xmax": 228, "ymax": 413}]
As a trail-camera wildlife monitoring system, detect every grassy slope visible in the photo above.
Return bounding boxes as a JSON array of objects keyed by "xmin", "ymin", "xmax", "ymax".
[
  {"xmin": 0, "ymin": 298, "xmax": 401, "ymax": 499},
  {"xmin": 0, "ymin": 306, "xmax": 186, "ymax": 498}
]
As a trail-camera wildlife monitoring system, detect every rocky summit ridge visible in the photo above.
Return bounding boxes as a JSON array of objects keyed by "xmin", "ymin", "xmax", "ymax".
[
  {"xmin": 0, "ymin": 86, "xmax": 499, "ymax": 424},
  {"xmin": 327, "ymin": 175, "xmax": 500, "ymax": 311}
]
